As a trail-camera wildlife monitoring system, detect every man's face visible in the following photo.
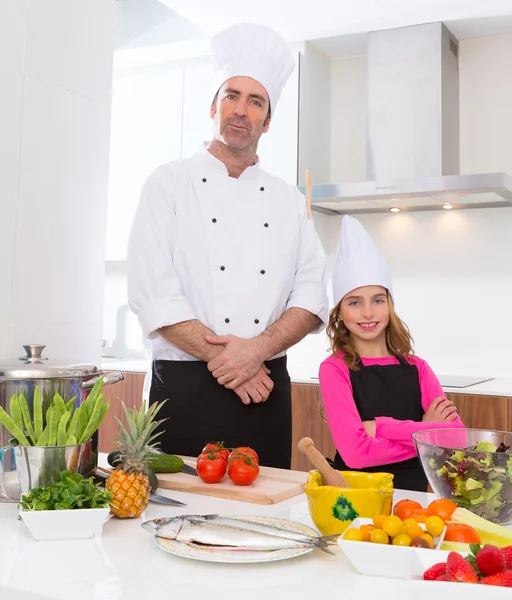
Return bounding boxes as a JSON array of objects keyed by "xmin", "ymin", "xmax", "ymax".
[{"xmin": 210, "ymin": 76, "xmax": 271, "ymax": 150}]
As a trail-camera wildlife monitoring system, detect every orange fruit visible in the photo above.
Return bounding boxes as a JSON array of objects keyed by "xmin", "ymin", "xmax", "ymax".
[
  {"xmin": 407, "ymin": 523, "xmax": 425, "ymax": 540},
  {"xmin": 370, "ymin": 528, "xmax": 389, "ymax": 545},
  {"xmin": 425, "ymin": 515, "xmax": 444, "ymax": 538},
  {"xmin": 444, "ymin": 523, "xmax": 481, "ymax": 544},
  {"xmin": 359, "ymin": 524, "xmax": 375, "ymax": 541},
  {"xmin": 393, "ymin": 499, "xmax": 423, "ymax": 521},
  {"xmin": 409, "ymin": 508, "xmax": 433, "ymax": 524},
  {"xmin": 373, "ymin": 514, "xmax": 388, "ymax": 529},
  {"xmin": 382, "ymin": 516, "xmax": 403, "ymax": 538},
  {"xmin": 344, "ymin": 528, "xmax": 364, "ymax": 541},
  {"xmin": 428, "ymin": 498, "xmax": 457, "ymax": 522}
]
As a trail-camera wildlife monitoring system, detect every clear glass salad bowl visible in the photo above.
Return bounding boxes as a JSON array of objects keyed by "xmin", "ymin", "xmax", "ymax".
[{"xmin": 412, "ymin": 428, "xmax": 512, "ymax": 525}]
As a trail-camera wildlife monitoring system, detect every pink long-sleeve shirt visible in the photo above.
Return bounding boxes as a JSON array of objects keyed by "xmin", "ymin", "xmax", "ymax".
[{"xmin": 318, "ymin": 353, "xmax": 466, "ymax": 469}]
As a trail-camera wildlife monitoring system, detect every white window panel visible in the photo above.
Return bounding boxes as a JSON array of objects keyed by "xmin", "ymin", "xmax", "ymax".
[{"xmin": 105, "ymin": 66, "xmax": 184, "ymax": 261}]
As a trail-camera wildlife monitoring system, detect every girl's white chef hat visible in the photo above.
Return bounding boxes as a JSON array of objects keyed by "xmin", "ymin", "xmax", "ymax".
[
  {"xmin": 210, "ymin": 23, "xmax": 295, "ymax": 114},
  {"xmin": 333, "ymin": 215, "xmax": 393, "ymax": 306}
]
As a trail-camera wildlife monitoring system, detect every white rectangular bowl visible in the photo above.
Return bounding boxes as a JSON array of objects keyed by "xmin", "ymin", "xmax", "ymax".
[
  {"xmin": 337, "ymin": 517, "xmax": 448, "ymax": 579},
  {"xmin": 19, "ymin": 506, "xmax": 111, "ymax": 541}
]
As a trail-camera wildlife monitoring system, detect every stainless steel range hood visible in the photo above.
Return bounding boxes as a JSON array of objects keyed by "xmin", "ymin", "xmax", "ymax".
[{"xmin": 304, "ymin": 22, "xmax": 512, "ymax": 215}]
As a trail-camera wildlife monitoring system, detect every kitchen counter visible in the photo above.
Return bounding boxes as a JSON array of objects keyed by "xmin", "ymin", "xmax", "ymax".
[
  {"xmin": 0, "ymin": 484, "xmax": 474, "ymax": 600},
  {"xmin": 101, "ymin": 358, "xmax": 512, "ymax": 397},
  {"xmin": 4, "ymin": 458, "xmax": 512, "ymax": 600}
]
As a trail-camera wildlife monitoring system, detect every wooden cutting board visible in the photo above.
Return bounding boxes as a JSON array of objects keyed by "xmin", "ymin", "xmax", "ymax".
[{"xmin": 156, "ymin": 457, "xmax": 308, "ymax": 505}]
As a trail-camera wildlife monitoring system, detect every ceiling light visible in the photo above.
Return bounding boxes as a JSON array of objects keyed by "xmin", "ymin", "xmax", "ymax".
[
  {"xmin": 442, "ymin": 203, "xmax": 454, "ymax": 210},
  {"xmin": 389, "ymin": 207, "xmax": 401, "ymax": 213}
]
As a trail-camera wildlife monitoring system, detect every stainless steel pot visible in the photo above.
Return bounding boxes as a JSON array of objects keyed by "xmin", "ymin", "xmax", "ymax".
[
  {"xmin": 0, "ymin": 344, "xmax": 123, "ymax": 448},
  {"xmin": 0, "ymin": 440, "xmax": 94, "ymax": 500}
]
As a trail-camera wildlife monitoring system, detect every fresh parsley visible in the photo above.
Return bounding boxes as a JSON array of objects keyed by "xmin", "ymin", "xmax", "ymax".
[{"xmin": 18, "ymin": 470, "xmax": 112, "ymax": 511}]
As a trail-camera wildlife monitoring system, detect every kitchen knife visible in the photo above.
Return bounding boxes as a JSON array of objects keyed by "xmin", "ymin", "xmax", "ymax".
[
  {"xmin": 148, "ymin": 493, "xmax": 187, "ymax": 507},
  {"xmin": 180, "ymin": 463, "xmax": 198, "ymax": 476}
]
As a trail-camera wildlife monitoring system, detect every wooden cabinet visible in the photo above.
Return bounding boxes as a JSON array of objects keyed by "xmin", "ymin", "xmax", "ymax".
[
  {"xmin": 97, "ymin": 372, "xmax": 512, "ymax": 462},
  {"xmin": 291, "ymin": 383, "xmax": 335, "ymax": 471},
  {"xmin": 98, "ymin": 372, "xmax": 145, "ymax": 453},
  {"xmin": 446, "ymin": 393, "xmax": 510, "ymax": 431}
]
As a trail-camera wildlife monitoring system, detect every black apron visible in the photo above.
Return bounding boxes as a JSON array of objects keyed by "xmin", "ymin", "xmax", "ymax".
[
  {"xmin": 332, "ymin": 356, "xmax": 428, "ymax": 492},
  {"xmin": 149, "ymin": 356, "xmax": 292, "ymax": 469}
]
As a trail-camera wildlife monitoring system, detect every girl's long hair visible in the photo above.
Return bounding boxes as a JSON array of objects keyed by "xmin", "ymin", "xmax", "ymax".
[{"xmin": 326, "ymin": 291, "xmax": 414, "ymax": 370}]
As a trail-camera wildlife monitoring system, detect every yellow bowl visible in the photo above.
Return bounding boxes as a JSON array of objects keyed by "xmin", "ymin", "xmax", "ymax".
[{"xmin": 304, "ymin": 470, "xmax": 394, "ymax": 535}]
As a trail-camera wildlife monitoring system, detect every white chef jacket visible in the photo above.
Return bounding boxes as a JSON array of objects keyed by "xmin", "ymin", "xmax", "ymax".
[{"xmin": 127, "ymin": 144, "xmax": 328, "ymax": 361}]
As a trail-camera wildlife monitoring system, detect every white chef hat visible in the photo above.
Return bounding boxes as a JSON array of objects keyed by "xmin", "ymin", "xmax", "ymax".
[
  {"xmin": 210, "ymin": 23, "xmax": 295, "ymax": 114},
  {"xmin": 332, "ymin": 216, "xmax": 394, "ymax": 306}
]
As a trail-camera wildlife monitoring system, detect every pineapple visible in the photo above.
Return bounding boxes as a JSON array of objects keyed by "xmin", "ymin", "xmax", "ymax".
[{"xmin": 106, "ymin": 400, "xmax": 167, "ymax": 519}]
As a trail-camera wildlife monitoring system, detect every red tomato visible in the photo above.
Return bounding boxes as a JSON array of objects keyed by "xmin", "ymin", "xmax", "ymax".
[
  {"xmin": 228, "ymin": 457, "xmax": 260, "ymax": 486},
  {"xmin": 229, "ymin": 447, "xmax": 259, "ymax": 464},
  {"xmin": 202, "ymin": 442, "xmax": 230, "ymax": 462},
  {"xmin": 196, "ymin": 455, "xmax": 227, "ymax": 484}
]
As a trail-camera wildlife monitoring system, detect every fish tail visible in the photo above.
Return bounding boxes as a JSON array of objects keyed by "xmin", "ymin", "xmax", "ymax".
[
  {"xmin": 316, "ymin": 544, "xmax": 337, "ymax": 556},
  {"xmin": 319, "ymin": 534, "xmax": 340, "ymax": 544},
  {"xmin": 313, "ymin": 533, "xmax": 340, "ymax": 551}
]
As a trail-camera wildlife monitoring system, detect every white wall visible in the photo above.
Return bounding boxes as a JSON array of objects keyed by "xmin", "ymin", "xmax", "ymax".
[
  {"xmin": 0, "ymin": 0, "xmax": 116, "ymax": 364},
  {"xmin": 320, "ymin": 33, "xmax": 512, "ymax": 378},
  {"xmin": 298, "ymin": 43, "xmax": 331, "ymax": 186}
]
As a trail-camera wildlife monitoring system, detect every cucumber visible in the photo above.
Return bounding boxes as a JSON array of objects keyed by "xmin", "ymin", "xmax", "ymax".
[
  {"xmin": 147, "ymin": 469, "xmax": 158, "ymax": 492},
  {"xmin": 107, "ymin": 450, "xmax": 122, "ymax": 467},
  {"xmin": 147, "ymin": 453, "xmax": 184, "ymax": 473}
]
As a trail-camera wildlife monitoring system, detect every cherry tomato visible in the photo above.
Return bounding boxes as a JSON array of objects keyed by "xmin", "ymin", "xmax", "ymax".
[
  {"xmin": 229, "ymin": 447, "xmax": 259, "ymax": 464},
  {"xmin": 196, "ymin": 455, "xmax": 227, "ymax": 483},
  {"xmin": 202, "ymin": 442, "xmax": 230, "ymax": 462},
  {"xmin": 228, "ymin": 457, "xmax": 259, "ymax": 486}
]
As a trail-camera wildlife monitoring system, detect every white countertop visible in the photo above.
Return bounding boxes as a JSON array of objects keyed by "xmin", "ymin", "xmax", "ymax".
[
  {"xmin": 102, "ymin": 358, "xmax": 512, "ymax": 397},
  {"xmin": 0, "ymin": 481, "xmax": 475, "ymax": 600}
]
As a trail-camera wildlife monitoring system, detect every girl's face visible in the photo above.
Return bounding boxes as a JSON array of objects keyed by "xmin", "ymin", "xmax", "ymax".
[{"xmin": 339, "ymin": 285, "xmax": 390, "ymax": 342}]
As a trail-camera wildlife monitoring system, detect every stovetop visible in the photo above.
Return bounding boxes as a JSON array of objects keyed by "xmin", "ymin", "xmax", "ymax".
[{"xmin": 438, "ymin": 375, "xmax": 495, "ymax": 389}]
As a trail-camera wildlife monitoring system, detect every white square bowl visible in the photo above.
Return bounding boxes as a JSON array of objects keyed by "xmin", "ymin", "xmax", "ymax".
[
  {"xmin": 19, "ymin": 506, "xmax": 111, "ymax": 541},
  {"xmin": 337, "ymin": 517, "xmax": 447, "ymax": 579}
]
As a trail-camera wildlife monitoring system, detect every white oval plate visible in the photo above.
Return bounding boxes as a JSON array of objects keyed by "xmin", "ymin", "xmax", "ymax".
[{"xmin": 154, "ymin": 516, "xmax": 319, "ymax": 563}]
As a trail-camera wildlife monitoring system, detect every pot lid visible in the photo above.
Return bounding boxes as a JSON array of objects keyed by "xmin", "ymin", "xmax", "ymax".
[{"xmin": 0, "ymin": 345, "xmax": 102, "ymax": 380}]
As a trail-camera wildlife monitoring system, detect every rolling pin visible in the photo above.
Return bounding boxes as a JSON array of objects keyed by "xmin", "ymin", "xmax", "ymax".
[{"xmin": 298, "ymin": 437, "xmax": 350, "ymax": 488}]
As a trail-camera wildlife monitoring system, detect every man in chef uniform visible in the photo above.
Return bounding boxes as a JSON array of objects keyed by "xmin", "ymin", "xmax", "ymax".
[{"xmin": 127, "ymin": 23, "xmax": 328, "ymax": 469}]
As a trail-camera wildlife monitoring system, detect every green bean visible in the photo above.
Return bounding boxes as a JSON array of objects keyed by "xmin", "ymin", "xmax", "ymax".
[
  {"xmin": 79, "ymin": 391, "xmax": 105, "ymax": 444},
  {"xmin": 97, "ymin": 399, "xmax": 109, "ymax": 427},
  {"xmin": 36, "ymin": 423, "xmax": 50, "ymax": 447},
  {"xmin": 48, "ymin": 406, "xmax": 59, "ymax": 446},
  {"xmin": 67, "ymin": 406, "xmax": 80, "ymax": 439},
  {"xmin": 0, "ymin": 406, "xmax": 30, "ymax": 445},
  {"xmin": 82, "ymin": 377, "xmax": 103, "ymax": 418},
  {"xmin": 66, "ymin": 434, "xmax": 77, "ymax": 445},
  {"xmin": 18, "ymin": 392, "xmax": 36, "ymax": 443},
  {"xmin": 65, "ymin": 395, "xmax": 77, "ymax": 412},
  {"xmin": 9, "ymin": 394, "xmax": 24, "ymax": 433},
  {"xmin": 57, "ymin": 411, "xmax": 71, "ymax": 445},
  {"xmin": 53, "ymin": 392, "xmax": 67, "ymax": 418},
  {"xmin": 77, "ymin": 407, "xmax": 88, "ymax": 441},
  {"xmin": 33, "ymin": 386, "xmax": 43, "ymax": 442}
]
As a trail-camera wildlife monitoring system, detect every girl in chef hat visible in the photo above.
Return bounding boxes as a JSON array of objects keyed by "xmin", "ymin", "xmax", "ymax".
[{"xmin": 318, "ymin": 216, "xmax": 465, "ymax": 492}]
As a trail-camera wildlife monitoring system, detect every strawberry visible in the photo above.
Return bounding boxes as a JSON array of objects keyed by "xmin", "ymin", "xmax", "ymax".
[
  {"xmin": 424, "ymin": 562, "xmax": 447, "ymax": 581},
  {"xmin": 501, "ymin": 546, "xmax": 512, "ymax": 570},
  {"xmin": 480, "ymin": 571, "xmax": 512, "ymax": 587},
  {"xmin": 435, "ymin": 574, "xmax": 450, "ymax": 581},
  {"xmin": 475, "ymin": 545, "xmax": 506, "ymax": 576},
  {"xmin": 446, "ymin": 552, "xmax": 479, "ymax": 584}
]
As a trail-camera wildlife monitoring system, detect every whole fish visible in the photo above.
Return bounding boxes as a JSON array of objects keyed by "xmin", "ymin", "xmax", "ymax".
[{"xmin": 142, "ymin": 514, "xmax": 337, "ymax": 553}]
